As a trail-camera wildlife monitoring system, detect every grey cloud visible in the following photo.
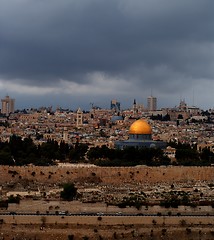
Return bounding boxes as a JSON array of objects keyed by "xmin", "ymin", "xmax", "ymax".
[{"xmin": 0, "ymin": 0, "xmax": 214, "ymax": 108}]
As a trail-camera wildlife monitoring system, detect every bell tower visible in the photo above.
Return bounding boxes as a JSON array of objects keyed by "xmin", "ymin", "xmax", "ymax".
[
  {"xmin": 76, "ymin": 107, "xmax": 83, "ymax": 128},
  {"xmin": 63, "ymin": 127, "xmax": 68, "ymax": 142}
]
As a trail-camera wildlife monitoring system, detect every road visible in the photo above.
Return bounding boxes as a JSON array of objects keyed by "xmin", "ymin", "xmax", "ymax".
[{"xmin": 0, "ymin": 211, "xmax": 214, "ymax": 217}]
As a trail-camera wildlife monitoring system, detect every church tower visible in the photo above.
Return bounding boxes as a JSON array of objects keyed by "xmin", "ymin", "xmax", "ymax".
[
  {"xmin": 76, "ymin": 108, "xmax": 83, "ymax": 128},
  {"xmin": 133, "ymin": 99, "xmax": 137, "ymax": 114},
  {"xmin": 63, "ymin": 127, "xmax": 68, "ymax": 142}
]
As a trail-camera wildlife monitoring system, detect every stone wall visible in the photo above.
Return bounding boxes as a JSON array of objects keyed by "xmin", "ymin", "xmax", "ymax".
[{"xmin": 0, "ymin": 165, "xmax": 214, "ymax": 185}]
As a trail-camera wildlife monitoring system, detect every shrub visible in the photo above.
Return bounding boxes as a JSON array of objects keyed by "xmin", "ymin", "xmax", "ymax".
[
  {"xmin": 186, "ymin": 228, "xmax": 191, "ymax": 234},
  {"xmin": 60, "ymin": 183, "xmax": 77, "ymax": 201},
  {"xmin": 152, "ymin": 219, "xmax": 157, "ymax": 225},
  {"xmin": 68, "ymin": 235, "xmax": 74, "ymax": 240}
]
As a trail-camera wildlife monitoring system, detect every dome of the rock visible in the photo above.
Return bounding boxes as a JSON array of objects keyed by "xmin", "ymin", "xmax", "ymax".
[
  {"xmin": 129, "ymin": 119, "xmax": 152, "ymax": 135},
  {"xmin": 115, "ymin": 118, "xmax": 166, "ymax": 150}
]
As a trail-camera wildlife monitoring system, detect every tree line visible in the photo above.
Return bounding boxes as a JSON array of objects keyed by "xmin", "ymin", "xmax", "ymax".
[
  {"xmin": 0, "ymin": 134, "xmax": 214, "ymax": 166},
  {"xmin": 0, "ymin": 135, "xmax": 85, "ymax": 166}
]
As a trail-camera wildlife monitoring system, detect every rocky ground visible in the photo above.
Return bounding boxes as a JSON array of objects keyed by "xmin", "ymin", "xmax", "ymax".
[
  {"xmin": 1, "ymin": 165, "xmax": 214, "ymax": 239},
  {"xmin": 1, "ymin": 223, "xmax": 214, "ymax": 240}
]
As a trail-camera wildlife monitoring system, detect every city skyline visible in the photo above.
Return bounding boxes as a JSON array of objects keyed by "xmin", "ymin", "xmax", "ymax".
[
  {"xmin": 0, "ymin": 1, "xmax": 214, "ymax": 110},
  {"xmin": 0, "ymin": 94, "xmax": 206, "ymax": 112}
]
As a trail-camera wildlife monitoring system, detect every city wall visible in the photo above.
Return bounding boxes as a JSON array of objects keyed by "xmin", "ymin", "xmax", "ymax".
[{"xmin": 0, "ymin": 165, "xmax": 214, "ymax": 185}]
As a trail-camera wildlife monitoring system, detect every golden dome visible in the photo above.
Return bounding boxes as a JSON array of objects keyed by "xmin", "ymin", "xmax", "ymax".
[{"xmin": 129, "ymin": 119, "xmax": 152, "ymax": 135}]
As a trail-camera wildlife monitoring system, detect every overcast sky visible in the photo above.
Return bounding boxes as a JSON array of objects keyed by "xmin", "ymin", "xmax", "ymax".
[{"xmin": 0, "ymin": 0, "xmax": 214, "ymax": 110}]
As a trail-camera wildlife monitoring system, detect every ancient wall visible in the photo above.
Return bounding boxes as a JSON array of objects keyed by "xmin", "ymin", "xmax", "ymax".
[{"xmin": 0, "ymin": 165, "xmax": 214, "ymax": 185}]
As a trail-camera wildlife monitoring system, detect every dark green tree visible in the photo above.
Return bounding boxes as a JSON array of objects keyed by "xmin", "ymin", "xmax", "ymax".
[
  {"xmin": 200, "ymin": 147, "xmax": 214, "ymax": 165},
  {"xmin": 69, "ymin": 142, "xmax": 88, "ymax": 162},
  {"xmin": 176, "ymin": 148, "xmax": 200, "ymax": 165},
  {"xmin": 60, "ymin": 183, "xmax": 77, "ymax": 201}
]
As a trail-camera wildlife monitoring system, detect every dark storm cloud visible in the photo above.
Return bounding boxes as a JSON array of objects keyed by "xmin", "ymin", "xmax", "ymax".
[{"xmin": 0, "ymin": 0, "xmax": 214, "ymax": 99}]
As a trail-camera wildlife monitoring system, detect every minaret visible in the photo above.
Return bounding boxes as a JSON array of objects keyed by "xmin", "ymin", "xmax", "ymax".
[{"xmin": 76, "ymin": 107, "xmax": 83, "ymax": 128}]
